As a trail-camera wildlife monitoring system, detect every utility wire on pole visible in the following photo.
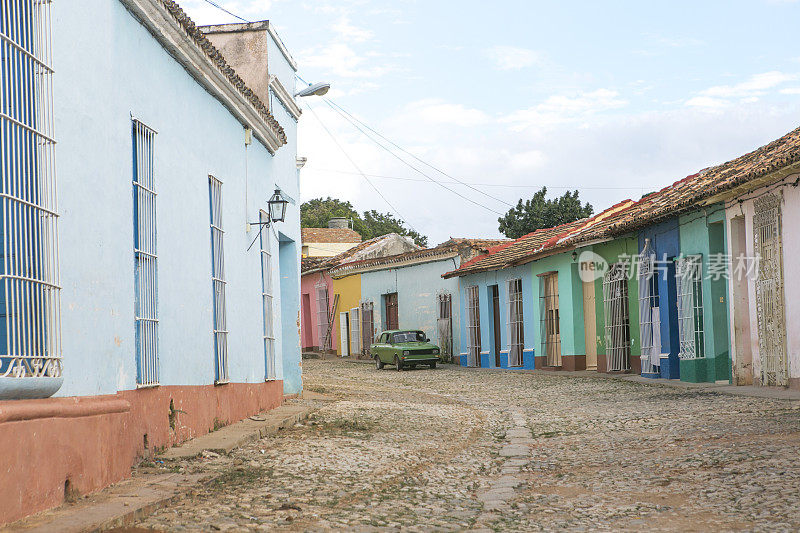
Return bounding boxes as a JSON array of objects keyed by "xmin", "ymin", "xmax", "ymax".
[{"xmin": 303, "ymin": 102, "xmax": 420, "ymax": 235}]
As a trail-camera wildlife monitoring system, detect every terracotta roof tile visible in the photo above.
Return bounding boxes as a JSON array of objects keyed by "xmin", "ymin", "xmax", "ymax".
[
  {"xmin": 161, "ymin": 1, "xmax": 286, "ymax": 145},
  {"xmin": 445, "ymin": 125, "xmax": 800, "ymax": 278},
  {"xmin": 301, "ymin": 227, "xmax": 362, "ymax": 244},
  {"xmin": 328, "ymin": 237, "xmax": 509, "ymax": 276}
]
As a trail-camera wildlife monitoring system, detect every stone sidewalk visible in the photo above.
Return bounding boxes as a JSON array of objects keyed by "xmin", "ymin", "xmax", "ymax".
[{"xmin": 3, "ymin": 397, "xmax": 328, "ymax": 533}]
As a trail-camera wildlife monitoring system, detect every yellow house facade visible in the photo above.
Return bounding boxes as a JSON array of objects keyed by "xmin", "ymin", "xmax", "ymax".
[{"xmin": 332, "ymin": 273, "xmax": 362, "ymax": 356}]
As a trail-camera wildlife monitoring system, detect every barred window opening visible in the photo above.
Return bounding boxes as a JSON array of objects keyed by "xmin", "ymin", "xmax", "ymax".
[
  {"xmin": 540, "ymin": 273, "xmax": 560, "ymax": 367},
  {"xmin": 437, "ymin": 293, "xmax": 453, "ymax": 362},
  {"xmin": 466, "ymin": 286, "xmax": 480, "ymax": 367},
  {"xmin": 209, "ymin": 176, "xmax": 228, "ymax": 383},
  {"xmin": 676, "ymin": 255, "xmax": 704, "ymax": 360},
  {"xmin": 315, "ymin": 281, "xmax": 330, "ymax": 350},
  {"xmin": 603, "ymin": 263, "xmax": 631, "ymax": 372},
  {"xmin": 360, "ymin": 300, "xmax": 373, "ymax": 357},
  {"xmin": 638, "ymin": 241, "xmax": 661, "ymax": 375},
  {"xmin": 259, "ymin": 210, "xmax": 275, "ymax": 380},
  {"xmin": 0, "ymin": 0, "xmax": 61, "ymax": 384},
  {"xmin": 506, "ymin": 279, "xmax": 524, "ymax": 367},
  {"xmin": 133, "ymin": 120, "xmax": 158, "ymax": 386}
]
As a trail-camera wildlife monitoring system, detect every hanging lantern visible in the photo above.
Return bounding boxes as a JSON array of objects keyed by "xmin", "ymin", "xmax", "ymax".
[{"xmin": 268, "ymin": 189, "xmax": 288, "ymax": 223}]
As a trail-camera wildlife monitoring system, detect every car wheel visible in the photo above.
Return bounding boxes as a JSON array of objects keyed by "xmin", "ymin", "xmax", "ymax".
[
  {"xmin": 429, "ymin": 362, "xmax": 437, "ymax": 370},
  {"xmin": 394, "ymin": 355, "xmax": 403, "ymax": 371},
  {"xmin": 375, "ymin": 356, "xmax": 384, "ymax": 370}
]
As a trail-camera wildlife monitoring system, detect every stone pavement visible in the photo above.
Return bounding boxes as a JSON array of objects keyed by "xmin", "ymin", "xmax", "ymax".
[
  {"xmin": 3, "ymin": 399, "xmax": 326, "ymax": 533},
  {"xmin": 130, "ymin": 359, "xmax": 800, "ymax": 532}
]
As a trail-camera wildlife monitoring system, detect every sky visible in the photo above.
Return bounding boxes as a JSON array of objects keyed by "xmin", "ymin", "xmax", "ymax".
[{"xmin": 181, "ymin": 0, "xmax": 800, "ymax": 245}]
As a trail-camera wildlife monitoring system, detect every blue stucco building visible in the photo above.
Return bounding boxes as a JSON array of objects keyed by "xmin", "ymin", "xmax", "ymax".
[{"xmin": 0, "ymin": 1, "xmax": 306, "ymax": 523}]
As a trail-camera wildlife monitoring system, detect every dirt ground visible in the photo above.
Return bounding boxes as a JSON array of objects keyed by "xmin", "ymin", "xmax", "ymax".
[{"xmin": 135, "ymin": 359, "xmax": 800, "ymax": 532}]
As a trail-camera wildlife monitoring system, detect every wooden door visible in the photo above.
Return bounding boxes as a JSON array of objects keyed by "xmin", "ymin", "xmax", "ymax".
[
  {"xmin": 582, "ymin": 276, "xmax": 597, "ymax": 370},
  {"xmin": 491, "ymin": 285, "xmax": 501, "ymax": 366},
  {"xmin": 542, "ymin": 273, "xmax": 561, "ymax": 366},
  {"xmin": 385, "ymin": 293, "xmax": 399, "ymax": 330}
]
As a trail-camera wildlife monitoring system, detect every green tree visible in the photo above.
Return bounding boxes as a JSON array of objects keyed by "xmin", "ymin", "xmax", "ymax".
[
  {"xmin": 498, "ymin": 188, "xmax": 593, "ymax": 239},
  {"xmin": 301, "ymin": 197, "xmax": 428, "ymax": 247}
]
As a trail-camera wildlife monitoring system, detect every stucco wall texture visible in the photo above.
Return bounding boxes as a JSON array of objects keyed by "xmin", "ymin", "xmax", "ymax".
[
  {"xmin": 52, "ymin": 0, "xmax": 301, "ymax": 397},
  {"xmin": 726, "ymin": 176, "xmax": 800, "ymax": 389},
  {"xmin": 360, "ymin": 258, "xmax": 463, "ymax": 355}
]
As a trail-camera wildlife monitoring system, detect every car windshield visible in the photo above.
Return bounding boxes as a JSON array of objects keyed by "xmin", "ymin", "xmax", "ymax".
[{"xmin": 392, "ymin": 331, "xmax": 425, "ymax": 343}]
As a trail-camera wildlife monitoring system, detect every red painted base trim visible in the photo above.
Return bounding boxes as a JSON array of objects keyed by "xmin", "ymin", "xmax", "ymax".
[
  {"xmin": 0, "ymin": 380, "xmax": 283, "ymax": 526},
  {"xmin": 561, "ymin": 355, "xmax": 587, "ymax": 372},
  {"xmin": 597, "ymin": 354, "xmax": 608, "ymax": 373}
]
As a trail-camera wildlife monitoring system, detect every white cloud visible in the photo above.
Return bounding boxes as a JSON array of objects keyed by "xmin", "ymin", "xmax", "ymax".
[
  {"xmin": 780, "ymin": 87, "xmax": 800, "ymax": 94},
  {"xmin": 687, "ymin": 71, "xmax": 798, "ymax": 109},
  {"xmin": 485, "ymin": 46, "xmax": 542, "ymax": 70},
  {"xmin": 297, "ymin": 43, "xmax": 396, "ymax": 78},
  {"xmin": 502, "ymin": 89, "xmax": 627, "ymax": 131},
  {"xmin": 401, "ymin": 99, "xmax": 491, "ymax": 128},
  {"xmin": 685, "ymin": 96, "xmax": 730, "ymax": 110},
  {"xmin": 702, "ymin": 71, "xmax": 797, "ymax": 98},
  {"xmin": 332, "ymin": 16, "xmax": 374, "ymax": 43}
]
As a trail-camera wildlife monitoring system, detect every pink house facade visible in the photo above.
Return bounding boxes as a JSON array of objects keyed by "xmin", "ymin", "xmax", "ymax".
[{"xmin": 301, "ymin": 265, "xmax": 336, "ymax": 353}]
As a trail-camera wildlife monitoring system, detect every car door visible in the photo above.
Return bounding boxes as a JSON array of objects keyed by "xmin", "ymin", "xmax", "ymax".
[{"xmin": 376, "ymin": 333, "xmax": 389, "ymax": 362}]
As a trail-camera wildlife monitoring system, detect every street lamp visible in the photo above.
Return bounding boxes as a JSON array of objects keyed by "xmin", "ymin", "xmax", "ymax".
[
  {"xmin": 294, "ymin": 82, "xmax": 331, "ymax": 97},
  {"xmin": 267, "ymin": 188, "xmax": 289, "ymax": 223},
  {"xmin": 247, "ymin": 189, "xmax": 289, "ymax": 251}
]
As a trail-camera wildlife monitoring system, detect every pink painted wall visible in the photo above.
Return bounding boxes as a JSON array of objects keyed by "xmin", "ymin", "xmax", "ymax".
[
  {"xmin": 301, "ymin": 271, "xmax": 336, "ymax": 351},
  {"xmin": 725, "ymin": 173, "xmax": 800, "ymax": 389}
]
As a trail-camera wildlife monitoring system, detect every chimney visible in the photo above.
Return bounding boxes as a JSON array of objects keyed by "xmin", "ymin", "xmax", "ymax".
[
  {"xmin": 328, "ymin": 217, "xmax": 349, "ymax": 229},
  {"xmin": 200, "ymin": 22, "xmax": 271, "ymax": 106}
]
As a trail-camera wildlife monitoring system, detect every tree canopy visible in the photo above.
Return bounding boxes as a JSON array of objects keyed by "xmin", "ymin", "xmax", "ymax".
[
  {"xmin": 301, "ymin": 197, "xmax": 428, "ymax": 247},
  {"xmin": 497, "ymin": 188, "xmax": 593, "ymax": 240}
]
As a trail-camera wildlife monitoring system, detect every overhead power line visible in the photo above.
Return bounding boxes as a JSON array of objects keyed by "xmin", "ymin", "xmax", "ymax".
[
  {"xmin": 314, "ymin": 168, "xmax": 647, "ymax": 191},
  {"xmin": 320, "ymin": 98, "xmax": 505, "ymax": 216},
  {"xmin": 200, "ymin": 0, "xmax": 251, "ymax": 23},
  {"xmin": 324, "ymin": 98, "xmax": 514, "ymax": 209},
  {"xmin": 303, "ymin": 102, "xmax": 420, "ymax": 235}
]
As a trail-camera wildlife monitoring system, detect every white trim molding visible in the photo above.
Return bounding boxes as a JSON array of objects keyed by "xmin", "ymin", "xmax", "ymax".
[
  {"xmin": 269, "ymin": 75, "xmax": 302, "ymax": 120},
  {"xmin": 119, "ymin": 0, "xmax": 286, "ymax": 154}
]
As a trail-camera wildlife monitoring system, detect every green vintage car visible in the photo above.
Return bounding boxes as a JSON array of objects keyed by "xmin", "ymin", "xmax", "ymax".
[{"xmin": 371, "ymin": 330, "xmax": 441, "ymax": 371}]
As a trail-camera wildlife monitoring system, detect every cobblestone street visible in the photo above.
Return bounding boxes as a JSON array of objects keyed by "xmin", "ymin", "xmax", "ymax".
[{"xmin": 137, "ymin": 360, "xmax": 800, "ymax": 532}]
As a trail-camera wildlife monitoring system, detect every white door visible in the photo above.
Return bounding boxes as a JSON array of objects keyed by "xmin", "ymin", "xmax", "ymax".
[
  {"xmin": 350, "ymin": 307, "xmax": 361, "ymax": 355},
  {"xmin": 339, "ymin": 311, "xmax": 349, "ymax": 357}
]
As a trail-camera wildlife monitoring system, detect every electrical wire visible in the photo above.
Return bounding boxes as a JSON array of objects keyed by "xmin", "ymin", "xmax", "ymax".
[
  {"xmin": 320, "ymin": 98, "xmax": 505, "ymax": 216},
  {"xmin": 314, "ymin": 168, "xmax": 648, "ymax": 191},
  {"xmin": 304, "ymin": 102, "xmax": 420, "ymax": 235},
  {"xmin": 324, "ymin": 98, "xmax": 514, "ymax": 208},
  {"xmin": 199, "ymin": 0, "xmax": 251, "ymax": 23}
]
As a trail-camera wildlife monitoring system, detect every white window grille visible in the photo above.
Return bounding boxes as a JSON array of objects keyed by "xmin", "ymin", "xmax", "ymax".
[
  {"xmin": 0, "ymin": 0, "xmax": 62, "ymax": 383},
  {"xmin": 638, "ymin": 240, "xmax": 661, "ymax": 375},
  {"xmin": 676, "ymin": 255, "xmax": 704, "ymax": 360},
  {"xmin": 259, "ymin": 210, "xmax": 275, "ymax": 380},
  {"xmin": 133, "ymin": 120, "xmax": 158, "ymax": 386},
  {"xmin": 753, "ymin": 192, "xmax": 788, "ymax": 387},
  {"xmin": 360, "ymin": 300, "xmax": 373, "ymax": 356},
  {"xmin": 540, "ymin": 273, "xmax": 561, "ymax": 367},
  {"xmin": 208, "ymin": 176, "xmax": 228, "ymax": 383},
  {"xmin": 349, "ymin": 306, "xmax": 360, "ymax": 356},
  {"xmin": 603, "ymin": 263, "xmax": 631, "ymax": 371},
  {"xmin": 437, "ymin": 293, "xmax": 453, "ymax": 362},
  {"xmin": 315, "ymin": 281, "xmax": 330, "ymax": 350},
  {"xmin": 506, "ymin": 279, "xmax": 524, "ymax": 367},
  {"xmin": 466, "ymin": 286, "xmax": 481, "ymax": 367}
]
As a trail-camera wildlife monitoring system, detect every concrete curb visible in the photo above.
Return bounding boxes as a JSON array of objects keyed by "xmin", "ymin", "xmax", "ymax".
[{"xmin": 4, "ymin": 400, "xmax": 329, "ymax": 532}]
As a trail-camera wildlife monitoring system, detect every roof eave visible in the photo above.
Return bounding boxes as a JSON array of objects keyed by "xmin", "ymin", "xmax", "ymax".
[{"xmin": 121, "ymin": 0, "xmax": 286, "ymax": 154}]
